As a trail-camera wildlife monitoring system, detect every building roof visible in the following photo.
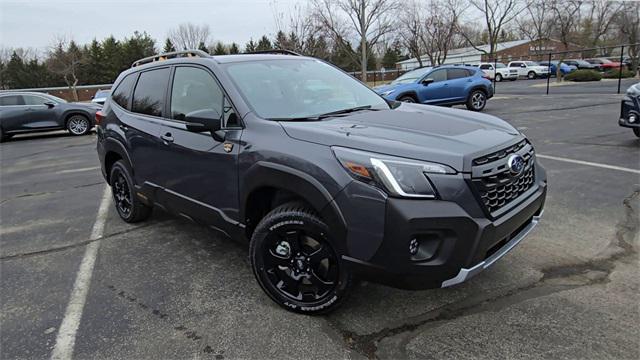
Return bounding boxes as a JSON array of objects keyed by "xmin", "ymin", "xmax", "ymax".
[{"xmin": 397, "ymin": 39, "xmax": 531, "ymax": 65}]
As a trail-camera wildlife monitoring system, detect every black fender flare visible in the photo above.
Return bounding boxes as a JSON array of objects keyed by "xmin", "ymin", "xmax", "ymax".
[
  {"xmin": 240, "ymin": 161, "xmax": 347, "ymax": 246},
  {"xmin": 102, "ymin": 137, "xmax": 134, "ymax": 183}
]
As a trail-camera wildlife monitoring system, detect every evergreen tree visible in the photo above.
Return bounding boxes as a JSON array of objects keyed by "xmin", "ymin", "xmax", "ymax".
[
  {"xmin": 213, "ymin": 42, "xmax": 227, "ymax": 55},
  {"xmin": 229, "ymin": 43, "xmax": 240, "ymax": 54},
  {"xmin": 256, "ymin": 35, "xmax": 273, "ymax": 51},
  {"xmin": 101, "ymin": 36, "xmax": 124, "ymax": 83},
  {"xmin": 5, "ymin": 52, "xmax": 27, "ymax": 88},
  {"xmin": 244, "ymin": 39, "xmax": 257, "ymax": 53},
  {"xmin": 381, "ymin": 46, "xmax": 401, "ymax": 69},
  {"xmin": 163, "ymin": 38, "xmax": 176, "ymax": 53},
  {"xmin": 274, "ymin": 31, "xmax": 289, "ymax": 49}
]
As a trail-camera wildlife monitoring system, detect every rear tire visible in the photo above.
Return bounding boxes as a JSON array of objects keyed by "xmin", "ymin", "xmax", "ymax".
[
  {"xmin": 109, "ymin": 160, "xmax": 151, "ymax": 223},
  {"xmin": 466, "ymin": 90, "xmax": 487, "ymax": 111},
  {"xmin": 633, "ymin": 128, "xmax": 640, "ymax": 138},
  {"xmin": 66, "ymin": 114, "xmax": 91, "ymax": 136},
  {"xmin": 250, "ymin": 202, "xmax": 353, "ymax": 315}
]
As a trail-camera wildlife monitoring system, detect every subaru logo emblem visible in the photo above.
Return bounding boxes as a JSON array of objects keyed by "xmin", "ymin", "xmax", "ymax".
[{"xmin": 507, "ymin": 154, "xmax": 525, "ymax": 176}]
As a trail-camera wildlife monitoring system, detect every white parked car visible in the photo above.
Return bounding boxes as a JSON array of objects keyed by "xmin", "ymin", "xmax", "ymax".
[
  {"xmin": 477, "ymin": 63, "xmax": 518, "ymax": 82},
  {"xmin": 507, "ymin": 61, "xmax": 550, "ymax": 79}
]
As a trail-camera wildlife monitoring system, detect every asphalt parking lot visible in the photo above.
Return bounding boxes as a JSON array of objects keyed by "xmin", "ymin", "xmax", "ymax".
[{"xmin": 1, "ymin": 83, "xmax": 639, "ymax": 359}]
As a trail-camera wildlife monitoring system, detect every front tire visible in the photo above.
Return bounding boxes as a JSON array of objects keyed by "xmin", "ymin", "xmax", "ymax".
[
  {"xmin": 495, "ymin": 73, "xmax": 503, "ymax": 82},
  {"xmin": 398, "ymin": 95, "xmax": 416, "ymax": 103},
  {"xmin": 527, "ymin": 71, "xmax": 537, "ymax": 80},
  {"xmin": 250, "ymin": 202, "xmax": 353, "ymax": 314},
  {"xmin": 109, "ymin": 160, "xmax": 151, "ymax": 223},
  {"xmin": 66, "ymin": 115, "xmax": 91, "ymax": 136},
  {"xmin": 633, "ymin": 128, "xmax": 640, "ymax": 138},
  {"xmin": 466, "ymin": 90, "xmax": 487, "ymax": 111}
]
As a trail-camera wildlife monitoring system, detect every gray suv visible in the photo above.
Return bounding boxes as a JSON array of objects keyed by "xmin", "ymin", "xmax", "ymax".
[{"xmin": 96, "ymin": 50, "xmax": 547, "ymax": 314}]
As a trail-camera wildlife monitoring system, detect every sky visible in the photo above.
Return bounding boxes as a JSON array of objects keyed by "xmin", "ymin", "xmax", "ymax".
[{"xmin": 0, "ymin": 0, "xmax": 303, "ymax": 52}]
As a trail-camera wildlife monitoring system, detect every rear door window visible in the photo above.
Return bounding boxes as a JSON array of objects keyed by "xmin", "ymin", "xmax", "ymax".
[
  {"xmin": 509, "ymin": 62, "xmax": 521, "ymax": 68},
  {"xmin": 447, "ymin": 69, "xmax": 470, "ymax": 80},
  {"xmin": 22, "ymin": 95, "xmax": 49, "ymax": 105},
  {"xmin": 0, "ymin": 95, "xmax": 24, "ymax": 106},
  {"xmin": 112, "ymin": 73, "xmax": 137, "ymax": 109},
  {"xmin": 132, "ymin": 68, "xmax": 171, "ymax": 117}
]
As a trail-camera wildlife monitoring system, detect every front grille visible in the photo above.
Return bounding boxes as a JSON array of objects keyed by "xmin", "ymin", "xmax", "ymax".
[{"xmin": 471, "ymin": 140, "xmax": 536, "ymax": 214}]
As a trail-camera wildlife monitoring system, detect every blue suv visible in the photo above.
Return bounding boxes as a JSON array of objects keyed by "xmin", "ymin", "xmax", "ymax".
[{"xmin": 374, "ymin": 66, "xmax": 493, "ymax": 111}]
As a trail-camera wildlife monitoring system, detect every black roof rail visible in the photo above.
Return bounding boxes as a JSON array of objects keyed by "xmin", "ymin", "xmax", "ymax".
[
  {"xmin": 246, "ymin": 49, "xmax": 301, "ymax": 56},
  {"xmin": 132, "ymin": 50, "xmax": 211, "ymax": 67}
]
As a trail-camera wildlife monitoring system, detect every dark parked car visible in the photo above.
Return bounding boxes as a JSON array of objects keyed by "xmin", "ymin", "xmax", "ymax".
[
  {"xmin": 0, "ymin": 92, "xmax": 99, "ymax": 142},
  {"xmin": 585, "ymin": 58, "xmax": 622, "ymax": 71},
  {"xmin": 373, "ymin": 65, "xmax": 494, "ymax": 111},
  {"xmin": 563, "ymin": 59, "xmax": 598, "ymax": 70},
  {"xmin": 619, "ymin": 82, "xmax": 640, "ymax": 137},
  {"xmin": 97, "ymin": 50, "xmax": 547, "ymax": 314}
]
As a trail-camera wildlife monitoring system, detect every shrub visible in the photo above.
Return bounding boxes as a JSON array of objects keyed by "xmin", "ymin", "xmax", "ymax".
[
  {"xmin": 564, "ymin": 70, "xmax": 602, "ymax": 82},
  {"xmin": 602, "ymin": 69, "xmax": 636, "ymax": 79}
]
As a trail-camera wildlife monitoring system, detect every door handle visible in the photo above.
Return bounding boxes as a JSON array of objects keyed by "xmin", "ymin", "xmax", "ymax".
[{"xmin": 161, "ymin": 132, "xmax": 174, "ymax": 143}]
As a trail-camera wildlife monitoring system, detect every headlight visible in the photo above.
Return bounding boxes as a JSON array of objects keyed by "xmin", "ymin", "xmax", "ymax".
[
  {"xmin": 379, "ymin": 90, "xmax": 395, "ymax": 97},
  {"xmin": 332, "ymin": 147, "xmax": 456, "ymax": 198}
]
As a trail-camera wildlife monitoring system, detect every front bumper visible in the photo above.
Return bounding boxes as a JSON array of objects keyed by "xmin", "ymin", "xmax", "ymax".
[
  {"xmin": 619, "ymin": 96, "xmax": 640, "ymax": 129},
  {"xmin": 335, "ymin": 162, "xmax": 547, "ymax": 290}
]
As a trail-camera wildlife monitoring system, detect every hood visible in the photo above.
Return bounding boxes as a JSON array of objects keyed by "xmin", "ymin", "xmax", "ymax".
[
  {"xmin": 531, "ymin": 65, "xmax": 549, "ymax": 71},
  {"xmin": 279, "ymin": 103, "xmax": 522, "ymax": 172},
  {"xmin": 373, "ymin": 82, "xmax": 412, "ymax": 95}
]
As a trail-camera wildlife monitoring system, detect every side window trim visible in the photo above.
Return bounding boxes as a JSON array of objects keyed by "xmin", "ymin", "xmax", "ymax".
[{"xmin": 167, "ymin": 63, "xmax": 244, "ymax": 129}]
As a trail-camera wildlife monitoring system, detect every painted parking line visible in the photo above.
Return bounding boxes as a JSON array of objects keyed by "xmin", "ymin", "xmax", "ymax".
[
  {"xmin": 55, "ymin": 167, "xmax": 100, "ymax": 175},
  {"xmin": 51, "ymin": 185, "xmax": 111, "ymax": 360},
  {"xmin": 537, "ymin": 154, "xmax": 640, "ymax": 175}
]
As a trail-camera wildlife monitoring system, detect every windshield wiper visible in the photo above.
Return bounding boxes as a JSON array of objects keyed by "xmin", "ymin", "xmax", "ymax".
[{"xmin": 267, "ymin": 105, "xmax": 379, "ymax": 122}]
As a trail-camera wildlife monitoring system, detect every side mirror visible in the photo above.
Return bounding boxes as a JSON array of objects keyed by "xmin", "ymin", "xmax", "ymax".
[
  {"xmin": 520, "ymin": 64, "xmax": 526, "ymax": 68},
  {"xmin": 421, "ymin": 78, "xmax": 434, "ymax": 86},
  {"xmin": 184, "ymin": 109, "xmax": 222, "ymax": 133},
  {"xmin": 44, "ymin": 101, "xmax": 56, "ymax": 108}
]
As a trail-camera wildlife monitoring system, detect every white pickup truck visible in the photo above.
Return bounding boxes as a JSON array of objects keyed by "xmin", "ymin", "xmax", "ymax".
[
  {"xmin": 477, "ymin": 62, "xmax": 518, "ymax": 82},
  {"xmin": 507, "ymin": 61, "xmax": 550, "ymax": 79}
]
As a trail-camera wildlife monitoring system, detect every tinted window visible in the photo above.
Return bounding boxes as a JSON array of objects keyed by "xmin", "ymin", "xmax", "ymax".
[
  {"xmin": 112, "ymin": 73, "xmax": 137, "ymax": 109},
  {"xmin": 479, "ymin": 64, "xmax": 491, "ymax": 70},
  {"xmin": 447, "ymin": 69, "xmax": 470, "ymax": 79},
  {"xmin": 22, "ymin": 95, "xmax": 48, "ymax": 105},
  {"xmin": 509, "ymin": 62, "xmax": 521, "ymax": 68},
  {"xmin": 0, "ymin": 95, "xmax": 23, "ymax": 106},
  {"xmin": 428, "ymin": 69, "xmax": 447, "ymax": 82},
  {"xmin": 170, "ymin": 67, "xmax": 223, "ymax": 121},
  {"xmin": 132, "ymin": 68, "xmax": 170, "ymax": 117}
]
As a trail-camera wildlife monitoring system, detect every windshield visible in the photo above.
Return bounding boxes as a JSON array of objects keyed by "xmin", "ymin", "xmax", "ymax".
[
  {"xmin": 225, "ymin": 59, "xmax": 388, "ymax": 120},
  {"xmin": 524, "ymin": 61, "xmax": 539, "ymax": 66},
  {"xmin": 391, "ymin": 67, "xmax": 432, "ymax": 84}
]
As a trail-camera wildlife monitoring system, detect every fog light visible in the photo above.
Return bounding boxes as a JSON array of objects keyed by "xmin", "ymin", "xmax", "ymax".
[
  {"xmin": 629, "ymin": 114, "xmax": 637, "ymax": 123},
  {"xmin": 409, "ymin": 239, "xmax": 419, "ymax": 255}
]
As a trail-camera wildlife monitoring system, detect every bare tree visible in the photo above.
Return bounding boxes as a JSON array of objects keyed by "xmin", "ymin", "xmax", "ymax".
[
  {"xmin": 398, "ymin": 1, "xmax": 425, "ymax": 67},
  {"xmin": 167, "ymin": 23, "xmax": 211, "ymax": 51},
  {"xmin": 583, "ymin": 0, "xmax": 623, "ymax": 47},
  {"xmin": 517, "ymin": 0, "xmax": 552, "ymax": 52},
  {"xmin": 47, "ymin": 38, "xmax": 83, "ymax": 101},
  {"xmin": 615, "ymin": 1, "xmax": 639, "ymax": 77},
  {"xmin": 420, "ymin": 0, "xmax": 461, "ymax": 65},
  {"xmin": 456, "ymin": 0, "xmax": 527, "ymax": 56},
  {"xmin": 312, "ymin": 0, "xmax": 399, "ymax": 82},
  {"xmin": 550, "ymin": 0, "xmax": 583, "ymax": 81}
]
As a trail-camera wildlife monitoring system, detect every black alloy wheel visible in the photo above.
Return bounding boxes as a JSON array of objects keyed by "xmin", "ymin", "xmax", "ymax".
[
  {"xmin": 250, "ymin": 203, "xmax": 352, "ymax": 314},
  {"xmin": 109, "ymin": 160, "xmax": 151, "ymax": 223}
]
